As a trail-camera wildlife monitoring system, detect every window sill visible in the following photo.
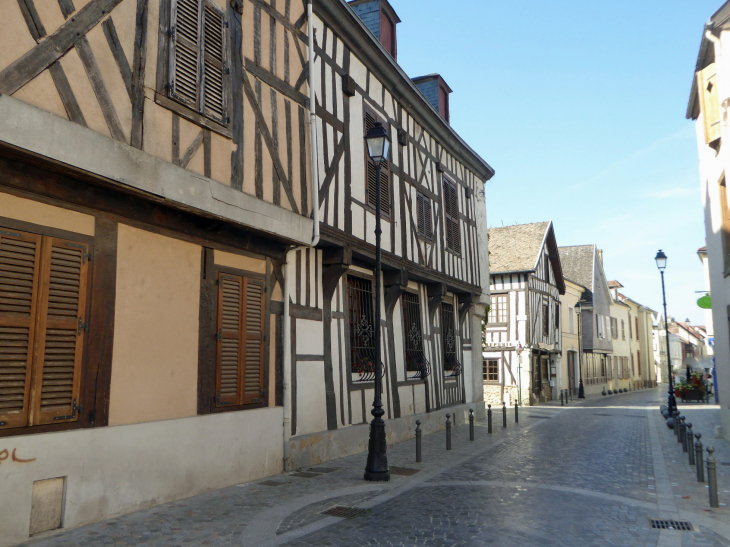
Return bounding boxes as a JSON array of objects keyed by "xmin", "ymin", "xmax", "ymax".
[{"xmin": 155, "ymin": 93, "xmax": 232, "ymax": 139}]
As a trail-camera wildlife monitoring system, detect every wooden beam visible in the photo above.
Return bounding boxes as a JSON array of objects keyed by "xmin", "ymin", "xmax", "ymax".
[
  {"xmin": 130, "ymin": 0, "xmax": 148, "ymax": 149},
  {"xmin": 245, "ymin": 58, "xmax": 307, "ymax": 108},
  {"xmin": 101, "ymin": 18, "xmax": 133, "ymax": 100}
]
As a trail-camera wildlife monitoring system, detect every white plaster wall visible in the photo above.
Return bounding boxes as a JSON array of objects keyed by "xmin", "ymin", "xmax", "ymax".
[
  {"xmin": 0, "ymin": 408, "xmax": 283, "ymax": 547},
  {"xmin": 296, "ymin": 361, "xmax": 328, "ymax": 436}
]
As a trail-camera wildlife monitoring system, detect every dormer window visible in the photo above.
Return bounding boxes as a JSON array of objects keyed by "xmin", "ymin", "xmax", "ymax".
[
  {"xmin": 412, "ymin": 74, "xmax": 452, "ymax": 123},
  {"xmin": 349, "ymin": 0, "xmax": 400, "ymax": 59}
]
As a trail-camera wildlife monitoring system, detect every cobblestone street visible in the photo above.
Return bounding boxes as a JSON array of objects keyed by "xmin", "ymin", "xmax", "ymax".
[{"xmin": 21, "ymin": 388, "xmax": 730, "ymax": 547}]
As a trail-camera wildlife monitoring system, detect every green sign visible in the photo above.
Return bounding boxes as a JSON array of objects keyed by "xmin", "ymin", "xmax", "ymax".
[{"xmin": 697, "ymin": 293, "xmax": 712, "ymax": 310}]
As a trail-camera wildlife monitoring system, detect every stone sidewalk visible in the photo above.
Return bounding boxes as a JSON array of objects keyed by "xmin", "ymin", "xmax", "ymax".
[{"xmin": 19, "ymin": 388, "xmax": 730, "ymax": 547}]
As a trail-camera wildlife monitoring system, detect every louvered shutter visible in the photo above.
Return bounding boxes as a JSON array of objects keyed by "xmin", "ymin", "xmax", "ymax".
[
  {"xmin": 170, "ymin": 0, "xmax": 202, "ymax": 109},
  {"xmin": 201, "ymin": 0, "xmax": 227, "ymax": 123},
  {"xmin": 443, "ymin": 181, "xmax": 460, "ymax": 254},
  {"xmin": 31, "ymin": 237, "xmax": 89, "ymax": 425},
  {"xmin": 216, "ymin": 273, "xmax": 242, "ymax": 406},
  {"xmin": 0, "ymin": 230, "xmax": 41, "ymax": 429},
  {"xmin": 243, "ymin": 278, "xmax": 265, "ymax": 404}
]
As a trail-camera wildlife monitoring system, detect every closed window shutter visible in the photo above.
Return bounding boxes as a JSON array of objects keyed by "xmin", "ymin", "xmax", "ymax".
[
  {"xmin": 416, "ymin": 193, "xmax": 432, "ymax": 239},
  {"xmin": 0, "ymin": 231, "xmax": 41, "ymax": 429},
  {"xmin": 243, "ymin": 278, "xmax": 265, "ymax": 404},
  {"xmin": 201, "ymin": 0, "xmax": 227, "ymax": 123},
  {"xmin": 32, "ymin": 237, "xmax": 89, "ymax": 425},
  {"xmin": 216, "ymin": 273, "xmax": 242, "ymax": 406},
  {"xmin": 635, "ymin": 317, "xmax": 639, "ymax": 341},
  {"xmin": 444, "ymin": 181, "xmax": 460, "ymax": 253},
  {"xmin": 170, "ymin": 0, "xmax": 201, "ymax": 109}
]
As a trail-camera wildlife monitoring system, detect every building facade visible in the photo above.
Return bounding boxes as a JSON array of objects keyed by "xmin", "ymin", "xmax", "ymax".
[
  {"xmin": 0, "ymin": 0, "xmax": 493, "ymax": 544},
  {"xmin": 482, "ymin": 221, "xmax": 565, "ymax": 406}
]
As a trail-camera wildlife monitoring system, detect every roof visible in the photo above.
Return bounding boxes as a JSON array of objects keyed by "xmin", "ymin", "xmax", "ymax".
[
  {"xmin": 687, "ymin": 1, "xmax": 730, "ymax": 119},
  {"xmin": 558, "ymin": 245, "xmax": 595, "ymax": 291},
  {"xmin": 608, "ymin": 280, "xmax": 623, "ymax": 289}
]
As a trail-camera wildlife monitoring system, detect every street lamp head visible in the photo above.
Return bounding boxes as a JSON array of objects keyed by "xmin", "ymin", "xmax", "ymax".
[
  {"xmin": 575, "ymin": 301, "xmax": 581, "ymax": 313},
  {"xmin": 655, "ymin": 249, "xmax": 667, "ymax": 271},
  {"xmin": 364, "ymin": 122, "xmax": 390, "ymax": 164}
]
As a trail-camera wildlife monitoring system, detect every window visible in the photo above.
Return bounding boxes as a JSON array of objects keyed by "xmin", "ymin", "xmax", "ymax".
[
  {"xmin": 348, "ymin": 276, "xmax": 376, "ymax": 375},
  {"xmin": 629, "ymin": 313, "xmax": 632, "ymax": 339},
  {"xmin": 631, "ymin": 354, "xmax": 635, "ymax": 377},
  {"xmin": 440, "ymin": 302, "xmax": 459, "ymax": 376},
  {"xmin": 416, "ymin": 193, "xmax": 433, "ymax": 240},
  {"xmin": 488, "ymin": 294, "xmax": 508, "ymax": 324},
  {"xmin": 637, "ymin": 350, "xmax": 641, "ymax": 376},
  {"xmin": 483, "ymin": 359, "xmax": 498, "ymax": 382},
  {"xmin": 544, "ymin": 255, "xmax": 550, "ymax": 282},
  {"xmin": 719, "ymin": 177, "xmax": 730, "ymax": 274},
  {"xmin": 364, "ymin": 108, "xmax": 391, "ymax": 217},
  {"xmin": 611, "ymin": 317, "xmax": 618, "ymax": 339},
  {"xmin": 542, "ymin": 303, "xmax": 549, "ymax": 337},
  {"xmin": 169, "ymin": 0, "xmax": 229, "ymax": 124},
  {"xmin": 215, "ymin": 272, "xmax": 265, "ymax": 406},
  {"xmin": 596, "ymin": 314, "xmax": 603, "ymax": 339},
  {"xmin": 698, "ymin": 63, "xmax": 721, "ymax": 144},
  {"xmin": 0, "ymin": 229, "xmax": 90, "ymax": 430},
  {"xmin": 554, "ymin": 303, "xmax": 560, "ymax": 330},
  {"xmin": 621, "ymin": 319, "xmax": 625, "ymax": 340},
  {"xmin": 568, "ymin": 307, "xmax": 574, "ymax": 334},
  {"xmin": 443, "ymin": 179, "xmax": 460, "ymax": 254},
  {"xmin": 402, "ymin": 292, "xmax": 425, "ymax": 376},
  {"xmin": 635, "ymin": 317, "xmax": 639, "ymax": 341}
]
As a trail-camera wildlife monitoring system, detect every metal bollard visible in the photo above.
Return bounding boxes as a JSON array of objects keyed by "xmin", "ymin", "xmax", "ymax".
[
  {"xmin": 415, "ymin": 420, "xmax": 422, "ymax": 463},
  {"xmin": 687, "ymin": 424, "xmax": 695, "ymax": 466},
  {"xmin": 515, "ymin": 401, "xmax": 519, "ymax": 423},
  {"xmin": 469, "ymin": 409, "xmax": 474, "ymax": 441},
  {"xmin": 674, "ymin": 412, "xmax": 680, "ymax": 436},
  {"xmin": 488, "ymin": 405, "xmax": 493, "ymax": 434},
  {"xmin": 560, "ymin": 390, "xmax": 564, "ymax": 406},
  {"xmin": 570, "ymin": 388, "xmax": 573, "ymax": 402},
  {"xmin": 707, "ymin": 446, "xmax": 719, "ymax": 508},
  {"xmin": 565, "ymin": 390, "xmax": 569, "ymax": 405},
  {"xmin": 502, "ymin": 402, "xmax": 507, "ymax": 428},
  {"xmin": 695, "ymin": 434, "xmax": 705, "ymax": 482},
  {"xmin": 679, "ymin": 417, "xmax": 687, "ymax": 449},
  {"xmin": 446, "ymin": 413, "xmax": 452, "ymax": 450}
]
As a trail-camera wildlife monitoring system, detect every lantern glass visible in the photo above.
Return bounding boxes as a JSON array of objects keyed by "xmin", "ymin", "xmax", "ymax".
[
  {"xmin": 365, "ymin": 122, "xmax": 390, "ymax": 163},
  {"xmin": 655, "ymin": 250, "xmax": 667, "ymax": 271}
]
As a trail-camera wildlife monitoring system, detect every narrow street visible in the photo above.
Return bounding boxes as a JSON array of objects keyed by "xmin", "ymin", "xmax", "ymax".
[{"xmin": 20, "ymin": 388, "xmax": 730, "ymax": 547}]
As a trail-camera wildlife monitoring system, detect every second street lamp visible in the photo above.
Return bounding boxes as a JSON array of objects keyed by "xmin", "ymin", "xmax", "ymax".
[
  {"xmin": 575, "ymin": 302, "xmax": 585, "ymax": 398},
  {"xmin": 363, "ymin": 122, "xmax": 390, "ymax": 482},
  {"xmin": 655, "ymin": 249, "xmax": 677, "ymax": 417}
]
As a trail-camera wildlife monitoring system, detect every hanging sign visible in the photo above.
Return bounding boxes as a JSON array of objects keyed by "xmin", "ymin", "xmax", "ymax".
[{"xmin": 697, "ymin": 293, "xmax": 712, "ymax": 310}]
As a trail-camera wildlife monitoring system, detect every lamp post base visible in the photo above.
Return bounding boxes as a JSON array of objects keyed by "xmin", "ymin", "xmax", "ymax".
[
  {"xmin": 364, "ymin": 416, "xmax": 389, "ymax": 482},
  {"xmin": 667, "ymin": 391, "xmax": 677, "ymax": 417},
  {"xmin": 578, "ymin": 380, "xmax": 585, "ymax": 399}
]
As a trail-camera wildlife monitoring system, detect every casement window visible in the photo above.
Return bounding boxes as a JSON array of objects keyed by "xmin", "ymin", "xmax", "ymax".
[
  {"xmin": 440, "ymin": 302, "xmax": 459, "ymax": 376},
  {"xmin": 364, "ymin": 108, "xmax": 391, "ymax": 217},
  {"xmin": 487, "ymin": 294, "xmax": 508, "ymax": 325},
  {"xmin": 542, "ymin": 303, "xmax": 549, "ymax": 337},
  {"xmin": 348, "ymin": 276, "xmax": 376, "ymax": 375},
  {"xmin": 402, "ymin": 292, "xmax": 427, "ymax": 378},
  {"xmin": 169, "ymin": 0, "xmax": 229, "ymax": 124},
  {"xmin": 443, "ymin": 179, "xmax": 460, "ymax": 254},
  {"xmin": 621, "ymin": 319, "xmax": 625, "ymax": 340},
  {"xmin": 611, "ymin": 317, "xmax": 618, "ymax": 339},
  {"xmin": 215, "ymin": 273, "xmax": 265, "ymax": 406},
  {"xmin": 568, "ymin": 307, "xmax": 574, "ymax": 334},
  {"xmin": 0, "ymin": 229, "xmax": 90, "ymax": 430},
  {"xmin": 416, "ymin": 193, "xmax": 433, "ymax": 240},
  {"xmin": 483, "ymin": 359, "xmax": 498, "ymax": 382}
]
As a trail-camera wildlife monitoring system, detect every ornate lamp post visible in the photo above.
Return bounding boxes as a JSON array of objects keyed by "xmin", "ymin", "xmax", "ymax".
[
  {"xmin": 575, "ymin": 302, "xmax": 585, "ymax": 398},
  {"xmin": 364, "ymin": 122, "xmax": 390, "ymax": 482},
  {"xmin": 655, "ymin": 250, "xmax": 677, "ymax": 416}
]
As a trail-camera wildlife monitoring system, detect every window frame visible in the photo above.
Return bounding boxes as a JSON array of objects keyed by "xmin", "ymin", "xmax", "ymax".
[
  {"xmin": 346, "ymin": 272, "xmax": 378, "ymax": 384},
  {"xmin": 542, "ymin": 302, "xmax": 549, "ymax": 337},
  {"xmin": 363, "ymin": 105, "xmax": 392, "ymax": 221},
  {"xmin": 416, "ymin": 192, "xmax": 434, "ymax": 241},
  {"xmin": 487, "ymin": 293, "xmax": 508, "ymax": 326},
  {"xmin": 442, "ymin": 177, "xmax": 461, "ymax": 255},
  {"xmin": 483, "ymin": 359, "xmax": 499, "ymax": 383}
]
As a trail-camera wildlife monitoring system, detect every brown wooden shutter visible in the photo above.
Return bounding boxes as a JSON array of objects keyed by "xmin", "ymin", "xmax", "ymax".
[
  {"xmin": 201, "ymin": 0, "xmax": 227, "ymax": 123},
  {"xmin": 31, "ymin": 237, "xmax": 89, "ymax": 425},
  {"xmin": 635, "ymin": 317, "xmax": 639, "ymax": 341},
  {"xmin": 0, "ymin": 230, "xmax": 41, "ymax": 429},
  {"xmin": 216, "ymin": 273, "xmax": 242, "ymax": 406},
  {"xmin": 242, "ymin": 278, "xmax": 265, "ymax": 404},
  {"xmin": 170, "ymin": 0, "xmax": 201, "ymax": 109},
  {"xmin": 443, "ymin": 180, "xmax": 460, "ymax": 253}
]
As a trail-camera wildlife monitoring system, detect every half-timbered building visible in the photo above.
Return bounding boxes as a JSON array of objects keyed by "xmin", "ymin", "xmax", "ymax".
[
  {"xmin": 0, "ymin": 0, "xmax": 492, "ymax": 543},
  {"xmin": 483, "ymin": 222, "xmax": 565, "ymax": 406}
]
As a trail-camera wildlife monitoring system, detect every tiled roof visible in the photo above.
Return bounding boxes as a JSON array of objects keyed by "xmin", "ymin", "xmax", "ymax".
[
  {"xmin": 487, "ymin": 222, "xmax": 550, "ymax": 274},
  {"xmin": 558, "ymin": 245, "xmax": 594, "ymax": 291}
]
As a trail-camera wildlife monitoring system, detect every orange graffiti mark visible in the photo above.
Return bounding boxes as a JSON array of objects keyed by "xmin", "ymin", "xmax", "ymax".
[
  {"xmin": 0, "ymin": 449, "xmax": 7, "ymax": 465},
  {"xmin": 11, "ymin": 449, "xmax": 35, "ymax": 463}
]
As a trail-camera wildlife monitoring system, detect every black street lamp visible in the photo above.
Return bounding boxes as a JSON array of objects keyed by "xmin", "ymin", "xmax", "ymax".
[
  {"xmin": 575, "ymin": 302, "xmax": 585, "ymax": 398},
  {"xmin": 364, "ymin": 121, "xmax": 390, "ymax": 482},
  {"xmin": 655, "ymin": 249, "xmax": 677, "ymax": 416}
]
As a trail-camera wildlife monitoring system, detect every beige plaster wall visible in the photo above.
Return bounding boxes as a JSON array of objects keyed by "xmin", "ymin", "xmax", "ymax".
[
  {"xmin": 0, "ymin": 191, "xmax": 95, "ymax": 236},
  {"xmin": 214, "ymin": 249, "xmax": 266, "ymax": 274},
  {"xmin": 109, "ymin": 224, "xmax": 200, "ymax": 426},
  {"xmin": 0, "ymin": 408, "xmax": 283, "ymax": 547}
]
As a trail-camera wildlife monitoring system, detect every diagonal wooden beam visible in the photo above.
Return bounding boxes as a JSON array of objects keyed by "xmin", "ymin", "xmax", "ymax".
[
  {"xmin": 130, "ymin": 0, "xmax": 148, "ymax": 149},
  {"xmin": 402, "ymin": 188, "xmax": 426, "ymax": 266},
  {"xmin": 0, "ymin": 0, "xmax": 124, "ymax": 95},
  {"xmin": 178, "ymin": 130, "xmax": 204, "ymax": 169},
  {"xmin": 242, "ymin": 72, "xmax": 300, "ymax": 214},
  {"xmin": 57, "ymin": 0, "xmax": 76, "ymax": 18},
  {"xmin": 48, "ymin": 62, "xmax": 86, "ymax": 126},
  {"xmin": 102, "ymin": 18, "xmax": 132, "ymax": 100},
  {"xmin": 16, "ymin": 0, "xmax": 46, "ymax": 42},
  {"xmin": 318, "ymin": 133, "xmax": 345, "ymax": 208}
]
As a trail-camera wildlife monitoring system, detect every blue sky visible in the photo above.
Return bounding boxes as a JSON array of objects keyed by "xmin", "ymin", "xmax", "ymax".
[{"xmin": 394, "ymin": 0, "xmax": 721, "ymax": 325}]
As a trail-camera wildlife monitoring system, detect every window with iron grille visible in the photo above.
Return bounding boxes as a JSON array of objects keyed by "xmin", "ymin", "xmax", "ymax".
[
  {"xmin": 487, "ymin": 294, "xmax": 508, "ymax": 324},
  {"xmin": 416, "ymin": 193, "xmax": 433, "ymax": 240},
  {"xmin": 440, "ymin": 302, "xmax": 459, "ymax": 376},
  {"xmin": 402, "ymin": 292, "xmax": 429, "ymax": 379},
  {"xmin": 443, "ymin": 179, "xmax": 460, "ymax": 254},
  {"xmin": 347, "ymin": 277, "xmax": 376, "ymax": 376},
  {"xmin": 364, "ymin": 108, "xmax": 390, "ymax": 217},
  {"xmin": 483, "ymin": 359, "xmax": 498, "ymax": 382},
  {"xmin": 168, "ymin": 0, "xmax": 229, "ymax": 124}
]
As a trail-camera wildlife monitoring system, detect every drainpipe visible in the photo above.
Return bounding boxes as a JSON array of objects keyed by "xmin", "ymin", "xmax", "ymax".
[{"xmin": 308, "ymin": 0, "xmax": 319, "ymax": 247}]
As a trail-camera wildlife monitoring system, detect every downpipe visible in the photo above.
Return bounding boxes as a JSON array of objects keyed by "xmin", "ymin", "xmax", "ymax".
[{"xmin": 308, "ymin": 0, "xmax": 319, "ymax": 247}]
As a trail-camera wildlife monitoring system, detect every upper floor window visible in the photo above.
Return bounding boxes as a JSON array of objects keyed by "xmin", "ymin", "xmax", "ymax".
[
  {"xmin": 364, "ymin": 108, "xmax": 391, "ymax": 217},
  {"xmin": 488, "ymin": 294, "xmax": 508, "ymax": 325},
  {"xmin": 443, "ymin": 179, "xmax": 460, "ymax": 254},
  {"xmin": 169, "ymin": 0, "xmax": 229, "ymax": 125},
  {"xmin": 635, "ymin": 317, "xmax": 639, "ymax": 341},
  {"xmin": 610, "ymin": 317, "xmax": 617, "ymax": 339},
  {"xmin": 416, "ymin": 193, "xmax": 433, "ymax": 240},
  {"xmin": 544, "ymin": 255, "xmax": 550, "ymax": 282},
  {"xmin": 596, "ymin": 314, "xmax": 604, "ymax": 339},
  {"xmin": 554, "ymin": 303, "xmax": 560, "ymax": 330},
  {"xmin": 542, "ymin": 303, "xmax": 549, "ymax": 337},
  {"xmin": 621, "ymin": 319, "xmax": 625, "ymax": 340},
  {"xmin": 629, "ymin": 313, "xmax": 632, "ymax": 339},
  {"xmin": 719, "ymin": 177, "xmax": 730, "ymax": 275}
]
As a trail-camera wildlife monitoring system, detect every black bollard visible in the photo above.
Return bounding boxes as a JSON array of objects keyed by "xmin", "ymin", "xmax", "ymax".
[
  {"xmin": 565, "ymin": 389, "xmax": 569, "ymax": 406},
  {"xmin": 707, "ymin": 446, "xmax": 719, "ymax": 508},
  {"xmin": 687, "ymin": 424, "xmax": 695, "ymax": 466},
  {"xmin": 415, "ymin": 420, "xmax": 422, "ymax": 463},
  {"xmin": 570, "ymin": 388, "xmax": 573, "ymax": 402},
  {"xmin": 502, "ymin": 402, "xmax": 507, "ymax": 428},
  {"xmin": 469, "ymin": 409, "xmax": 474, "ymax": 441},
  {"xmin": 488, "ymin": 404, "xmax": 492, "ymax": 434},
  {"xmin": 560, "ymin": 390, "xmax": 564, "ymax": 406},
  {"xmin": 515, "ymin": 401, "xmax": 519, "ymax": 423},
  {"xmin": 446, "ymin": 413, "xmax": 452, "ymax": 450},
  {"xmin": 679, "ymin": 417, "xmax": 687, "ymax": 449},
  {"xmin": 695, "ymin": 434, "xmax": 705, "ymax": 482},
  {"xmin": 674, "ymin": 412, "xmax": 680, "ymax": 436}
]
